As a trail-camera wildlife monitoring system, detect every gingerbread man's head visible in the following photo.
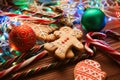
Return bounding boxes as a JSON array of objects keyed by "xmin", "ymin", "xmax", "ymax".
[{"xmin": 54, "ymin": 27, "xmax": 83, "ymax": 39}]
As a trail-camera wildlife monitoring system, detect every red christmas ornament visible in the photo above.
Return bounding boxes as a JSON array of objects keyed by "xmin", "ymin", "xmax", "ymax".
[{"xmin": 9, "ymin": 25, "xmax": 36, "ymax": 52}]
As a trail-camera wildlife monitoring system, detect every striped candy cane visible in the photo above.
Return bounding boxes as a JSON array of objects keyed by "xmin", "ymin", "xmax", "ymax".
[
  {"xmin": 0, "ymin": 45, "xmax": 43, "ymax": 70},
  {"xmin": 10, "ymin": 53, "xmax": 90, "ymax": 80},
  {"xmin": 0, "ymin": 12, "xmax": 55, "ymax": 25},
  {"xmin": 0, "ymin": 50, "xmax": 48, "ymax": 78},
  {"xmin": 86, "ymin": 32, "xmax": 120, "ymax": 64}
]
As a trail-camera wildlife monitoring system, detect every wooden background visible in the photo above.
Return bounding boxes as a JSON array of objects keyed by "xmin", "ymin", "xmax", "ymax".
[{"xmin": 13, "ymin": 20, "xmax": 120, "ymax": 80}]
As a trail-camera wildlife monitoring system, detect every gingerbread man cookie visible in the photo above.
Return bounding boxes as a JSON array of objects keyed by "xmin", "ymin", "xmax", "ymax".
[
  {"xmin": 23, "ymin": 21, "xmax": 58, "ymax": 41},
  {"xmin": 44, "ymin": 27, "xmax": 84, "ymax": 59}
]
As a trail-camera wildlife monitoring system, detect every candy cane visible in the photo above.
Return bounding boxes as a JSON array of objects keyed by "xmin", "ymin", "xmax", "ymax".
[
  {"xmin": 0, "ymin": 5, "xmax": 60, "ymax": 18},
  {"xmin": 86, "ymin": 32, "xmax": 120, "ymax": 64},
  {"xmin": 84, "ymin": 42, "xmax": 94, "ymax": 56},
  {"xmin": 0, "ymin": 50, "xmax": 48, "ymax": 78},
  {"xmin": 0, "ymin": 45, "xmax": 43, "ymax": 70},
  {"xmin": 0, "ymin": 56, "xmax": 18, "ymax": 70},
  {"xmin": 102, "ymin": 30, "xmax": 120, "ymax": 40},
  {"xmin": 10, "ymin": 53, "xmax": 90, "ymax": 80},
  {"xmin": 91, "ymin": 32, "xmax": 107, "ymax": 39},
  {"xmin": 84, "ymin": 32, "xmax": 106, "ymax": 56},
  {"xmin": 15, "ymin": 45, "xmax": 44, "ymax": 63},
  {"xmin": 0, "ymin": 12, "xmax": 55, "ymax": 25}
]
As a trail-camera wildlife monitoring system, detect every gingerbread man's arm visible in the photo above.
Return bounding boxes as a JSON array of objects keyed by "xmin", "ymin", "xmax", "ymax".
[
  {"xmin": 44, "ymin": 34, "xmax": 56, "ymax": 41},
  {"xmin": 44, "ymin": 42, "xmax": 57, "ymax": 52},
  {"xmin": 54, "ymin": 31, "xmax": 62, "ymax": 38},
  {"xmin": 72, "ymin": 38, "xmax": 84, "ymax": 51}
]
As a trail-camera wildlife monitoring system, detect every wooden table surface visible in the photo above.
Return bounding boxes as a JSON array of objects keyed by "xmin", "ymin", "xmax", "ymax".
[{"xmin": 12, "ymin": 20, "xmax": 119, "ymax": 80}]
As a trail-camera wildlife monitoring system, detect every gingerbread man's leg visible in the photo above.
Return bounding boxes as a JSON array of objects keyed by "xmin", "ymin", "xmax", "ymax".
[
  {"xmin": 55, "ymin": 47, "xmax": 66, "ymax": 59},
  {"xmin": 55, "ymin": 43, "xmax": 71, "ymax": 59}
]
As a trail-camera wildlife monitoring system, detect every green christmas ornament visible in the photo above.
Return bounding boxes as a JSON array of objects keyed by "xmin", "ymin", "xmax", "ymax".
[{"xmin": 81, "ymin": 8, "xmax": 107, "ymax": 32}]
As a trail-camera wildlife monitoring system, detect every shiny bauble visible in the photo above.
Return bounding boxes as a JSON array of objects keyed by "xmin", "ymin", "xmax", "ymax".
[
  {"xmin": 81, "ymin": 8, "xmax": 107, "ymax": 32},
  {"xmin": 9, "ymin": 25, "xmax": 36, "ymax": 52}
]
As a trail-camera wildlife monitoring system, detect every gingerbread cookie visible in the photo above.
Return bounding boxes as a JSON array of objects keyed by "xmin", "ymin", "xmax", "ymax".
[
  {"xmin": 44, "ymin": 27, "xmax": 84, "ymax": 59},
  {"xmin": 74, "ymin": 59, "xmax": 107, "ymax": 80},
  {"xmin": 23, "ymin": 21, "xmax": 58, "ymax": 41}
]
